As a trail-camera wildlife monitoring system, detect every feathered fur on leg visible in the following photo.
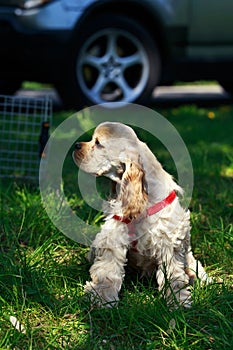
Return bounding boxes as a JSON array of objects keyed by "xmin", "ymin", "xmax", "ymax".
[{"xmin": 84, "ymin": 220, "xmax": 129, "ymax": 307}]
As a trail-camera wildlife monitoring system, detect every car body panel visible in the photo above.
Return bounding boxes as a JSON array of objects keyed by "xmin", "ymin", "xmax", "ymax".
[
  {"xmin": 0, "ymin": 0, "xmax": 232, "ymax": 102},
  {"xmin": 187, "ymin": 0, "xmax": 233, "ymax": 59}
]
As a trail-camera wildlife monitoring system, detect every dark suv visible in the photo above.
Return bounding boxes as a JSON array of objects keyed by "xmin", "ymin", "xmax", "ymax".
[{"xmin": 0, "ymin": 0, "xmax": 233, "ymax": 107}]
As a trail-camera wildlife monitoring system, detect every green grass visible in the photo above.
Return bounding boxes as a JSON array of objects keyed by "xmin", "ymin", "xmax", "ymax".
[
  {"xmin": 174, "ymin": 80, "xmax": 218, "ymax": 86},
  {"xmin": 0, "ymin": 104, "xmax": 233, "ymax": 349},
  {"xmin": 21, "ymin": 81, "xmax": 53, "ymax": 89}
]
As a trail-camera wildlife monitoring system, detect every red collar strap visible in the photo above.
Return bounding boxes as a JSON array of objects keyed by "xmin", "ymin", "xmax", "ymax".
[{"xmin": 113, "ymin": 190, "xmax": 177, "ymax": 224}]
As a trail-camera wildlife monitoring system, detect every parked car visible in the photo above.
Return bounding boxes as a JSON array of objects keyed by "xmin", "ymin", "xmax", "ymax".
[{"xmin": 0, "ymin": 0, "xmax": 233, "ymax": 108}]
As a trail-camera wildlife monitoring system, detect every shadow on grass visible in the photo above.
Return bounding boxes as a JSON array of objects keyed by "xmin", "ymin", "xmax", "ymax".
[{"xmin": 0, "ymin": 100, "xmax": 232, "ymax": 349}]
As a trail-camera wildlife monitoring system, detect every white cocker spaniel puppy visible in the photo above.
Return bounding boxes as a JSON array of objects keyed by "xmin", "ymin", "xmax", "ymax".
[{"xmin": 73, "ymin": 121, "xmax": 208, "ymax": 307}]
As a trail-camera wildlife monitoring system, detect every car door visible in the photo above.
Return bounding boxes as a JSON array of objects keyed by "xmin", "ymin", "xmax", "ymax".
[{"xmin": 187, "ymin": 0, "xmax": 233, "ymax": 59}]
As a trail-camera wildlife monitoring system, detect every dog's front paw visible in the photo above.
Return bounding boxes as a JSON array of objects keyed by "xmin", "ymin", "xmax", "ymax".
[
  {"xmin": 166, "ymin": 285, "xmax": 192, "ymax": 309},
  {"xmin": 199, "ymin": 272, "xmax": 213, "ymax": 286},
  {"xmin": 84, "ymin": 281, "xmax": 118, "ymax": 308}
]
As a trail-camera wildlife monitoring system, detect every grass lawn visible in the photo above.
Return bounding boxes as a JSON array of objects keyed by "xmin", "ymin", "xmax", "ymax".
[{"xmin": 0, "ymin": 103, "xmax": 232, "ymax": 349}]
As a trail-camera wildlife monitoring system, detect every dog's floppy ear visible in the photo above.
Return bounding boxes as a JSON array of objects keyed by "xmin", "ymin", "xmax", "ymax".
[{"xmin": 119, "ymin": 157, "xmax": 148, "ymax": 220}]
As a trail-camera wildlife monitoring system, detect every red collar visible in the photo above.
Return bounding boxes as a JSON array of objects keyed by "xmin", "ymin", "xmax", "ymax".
[{"xmin": 113, "ymin": 190, "xmax": 176, "ymax": 224}]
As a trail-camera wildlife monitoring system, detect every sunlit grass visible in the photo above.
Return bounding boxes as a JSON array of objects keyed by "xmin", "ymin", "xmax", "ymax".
[
  {"xmin": 0, "ymin": 103, "xmax": 232, "ymax": 349},
  {"xmin": 22, "ymin": 81, "xmax": 53, "ymax": 89}
]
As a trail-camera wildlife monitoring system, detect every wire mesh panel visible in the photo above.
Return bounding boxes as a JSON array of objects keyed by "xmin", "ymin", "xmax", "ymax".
[{"xmin": 0, "ymin": 95, "xmax": 52, "ymax": 180}]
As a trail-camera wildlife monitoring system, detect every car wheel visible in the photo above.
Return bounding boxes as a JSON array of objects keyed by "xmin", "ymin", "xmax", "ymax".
[{"xmin": 58, "ymin": 14, "xmax": 161, "ymax": 108}]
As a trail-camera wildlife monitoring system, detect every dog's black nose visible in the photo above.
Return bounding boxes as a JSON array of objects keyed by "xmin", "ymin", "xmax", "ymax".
[{"xmin": 75, "ymin": 142, "xmax": 82, "ymax": 150}]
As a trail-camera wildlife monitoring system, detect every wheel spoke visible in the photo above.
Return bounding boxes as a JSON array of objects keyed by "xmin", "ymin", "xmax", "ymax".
[
  {"xmin": 119, "ymin": 52, "xmax": 143, "ymax": 69},
  {"xmin": 115, "ymin": 75, "xmax": 133, "ymax": 100},
  {"xmin": 106, "ymin": 33, "xmax": 118, "ymax": 58},
  {"xmin": 91, "ymin": 74, "xmax": 108, "ymax": 96},
  {"xmin": 81, "ymin": 54, "xmax": 104, "ymax": 69}
]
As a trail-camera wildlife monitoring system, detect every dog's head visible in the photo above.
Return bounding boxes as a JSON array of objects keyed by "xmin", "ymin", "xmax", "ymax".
[{"xmin": 73, "ymin": 122, "xmax": 148, "ymax": 219}]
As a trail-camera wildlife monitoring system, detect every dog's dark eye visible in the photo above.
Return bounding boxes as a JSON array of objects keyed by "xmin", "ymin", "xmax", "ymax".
[{"xmin": 95, "ymin": 138, "xmax": 104, "ymax": 148}]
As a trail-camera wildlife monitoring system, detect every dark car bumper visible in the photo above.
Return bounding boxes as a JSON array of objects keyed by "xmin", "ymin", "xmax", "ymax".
[{"xmin": 0, "ymin": 2, "xmax": 83, "ymax": 81}]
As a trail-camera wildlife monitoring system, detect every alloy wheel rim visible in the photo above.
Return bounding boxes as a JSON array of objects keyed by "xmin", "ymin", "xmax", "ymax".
[{"xmin": 77, "ymin": 29, "xmax": 150, "ymax": 104}]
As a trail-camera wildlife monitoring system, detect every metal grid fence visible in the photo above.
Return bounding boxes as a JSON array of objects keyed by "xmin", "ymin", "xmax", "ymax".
[{"xmin": 0, "ymin": 94, "xmax": 52, "ymax": 180}]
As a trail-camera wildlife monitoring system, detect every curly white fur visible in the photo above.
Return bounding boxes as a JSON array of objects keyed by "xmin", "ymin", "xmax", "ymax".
[{"xmin": 73, "ymin": 122, "xmax": 209, "ymax": 307}]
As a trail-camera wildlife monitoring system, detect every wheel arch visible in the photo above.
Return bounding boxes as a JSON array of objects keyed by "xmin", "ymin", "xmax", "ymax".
[{"xmin": 72, "ymin": 0, "xmax": 170, "ymax": 63}]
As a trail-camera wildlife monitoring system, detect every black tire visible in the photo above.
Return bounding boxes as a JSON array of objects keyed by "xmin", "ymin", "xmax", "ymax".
[
  {"xmin": 56, "ymin": 13, "xmax": 161, "ymax": 108},
  {"xmin": 219, "ymin": 81, "xmax": 233, "ymax": 96}
]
